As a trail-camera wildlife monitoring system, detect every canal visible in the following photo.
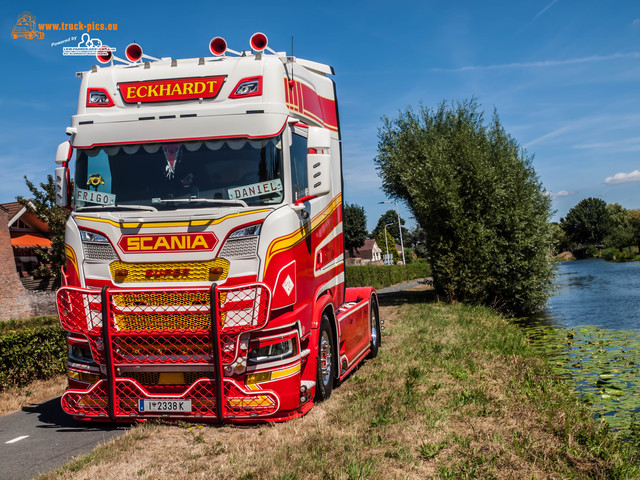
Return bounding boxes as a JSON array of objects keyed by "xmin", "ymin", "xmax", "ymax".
[{"xmin": 523, "ymin": 259, "xmax": 640, "ymax": 436}]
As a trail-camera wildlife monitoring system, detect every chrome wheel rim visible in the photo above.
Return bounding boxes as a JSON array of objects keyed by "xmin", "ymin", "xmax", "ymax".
[
  {"xmin": 320, "ymin": 331, "xmax": 332, "ymax": 385},
  {"xmin": 371, "ymin": 308, "xmax": 378, "ymax": 346}
]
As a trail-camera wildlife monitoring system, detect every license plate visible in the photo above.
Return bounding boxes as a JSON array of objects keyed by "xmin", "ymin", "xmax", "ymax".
[{"xmin": 138, "ymin": 399, "xmax": 192, "ymax": 413}]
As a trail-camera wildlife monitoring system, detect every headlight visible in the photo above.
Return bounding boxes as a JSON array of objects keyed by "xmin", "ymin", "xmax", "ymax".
[
  {"xmin": 69, "ymin": 342, "xmax": 95, "ymax": 364},
  {"xmin": 219, "ymin": 223, "xmax": 261, "ymax": 258},
  {"xmin": 229, "ymin": 224, "xmax": 261, "ymax": 238},
  {"xmin": 80, "ymin": 229, "xmax": 110, "ymax": 243},
  {"xmin": 79, "ymin": 229, "xmax": 118, "ymax": 261},
  {"xmin": 248, "ymin": 333, "xmax": 298, "ymax": 364}
]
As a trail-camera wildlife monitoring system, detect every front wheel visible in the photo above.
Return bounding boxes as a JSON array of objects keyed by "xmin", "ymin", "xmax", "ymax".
[
  {"xmin": 368, "ymin": 297, "xmax": 381, "ymax": 358},
  {"xmin": 314, "ymin": 314, "xmax": 335, "ymax": 401}
]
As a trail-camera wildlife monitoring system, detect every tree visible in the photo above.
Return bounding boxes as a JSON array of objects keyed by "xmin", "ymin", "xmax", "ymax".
[
  {"xmin": 603, "ymin": 203, "xmax": 633, "ymax": 250},
  {"xmin": 561, "ymin": 197, "xmax": 612, "ymax": 247},
  {"xmin": 372, "ymin": 209, "xmax": 408, "ymax": 244},
  {"xmin": 376, "ymin": 228, "xmax": 400, "ymax": 263},
  {"xmin": 406, "ymin": 225, "xmax": 429, "ymax": 258},
  {"xmin": 628, "ymin": 209, "xmax": 640, "ymax": 251},
  {"xmin": 375, "ymin": 99, "xmax": 554, "ymax": 315},
  {"xmin": 343, "ymin": 203, "xmax": 368, "ymax": 256},
  {"xmin": 17, "ymin": 175, "xmax": 69, "ymax": 279}
]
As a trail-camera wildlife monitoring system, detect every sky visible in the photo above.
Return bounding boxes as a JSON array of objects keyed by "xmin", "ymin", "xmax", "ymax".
[{"xmin": 1, "ymin": 1, "xmax": 639, "ymax": 232}]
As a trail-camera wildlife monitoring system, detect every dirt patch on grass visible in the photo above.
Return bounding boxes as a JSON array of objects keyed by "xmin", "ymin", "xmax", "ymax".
[{"xmin": 0, "ymin": 375, "xmax": 66, "ymax": 416}]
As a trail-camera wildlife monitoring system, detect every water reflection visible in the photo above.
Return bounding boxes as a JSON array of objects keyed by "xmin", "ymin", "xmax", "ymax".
[{"xmin": 533, "ymin": 259, "xmax": 640, "ymax": 330}]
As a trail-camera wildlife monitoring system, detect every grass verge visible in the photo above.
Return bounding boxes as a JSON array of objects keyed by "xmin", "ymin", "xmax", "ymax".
[{"xmin": 41, "ymin": 288, "xmax": 639, "ymax": 479}]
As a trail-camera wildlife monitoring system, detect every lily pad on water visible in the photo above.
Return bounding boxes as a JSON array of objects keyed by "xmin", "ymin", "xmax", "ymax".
[{"xmin": 522, "ymin": 324, "xmax": 640, "ymax": 436}]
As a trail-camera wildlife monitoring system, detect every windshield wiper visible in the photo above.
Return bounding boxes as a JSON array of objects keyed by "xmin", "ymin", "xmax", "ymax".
[
  {"xmin": 76, "ymin": 204, "xmax": 159, "ymax": 212},
  {"xmin": 151, "ymin": 197, "xmax": 248, "ymax": 208}
]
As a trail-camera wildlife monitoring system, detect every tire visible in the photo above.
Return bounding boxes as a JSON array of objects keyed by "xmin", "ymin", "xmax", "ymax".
[
  {"xmin": 368, "ymin": 297, "xmax": 381, "ymax": 358},
  {"xmin": 314, "ymin": 314, "xmax": 335, "ymax": 401}
]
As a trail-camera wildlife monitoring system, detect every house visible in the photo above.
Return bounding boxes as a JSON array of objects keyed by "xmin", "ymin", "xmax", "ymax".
[
  {"xmin": 1, "ymin": 201, "xmax": 51, "ymax": 277},
  {"xmin": 346, "ymin": 239, "xmax": 383, "ymax": 265}
]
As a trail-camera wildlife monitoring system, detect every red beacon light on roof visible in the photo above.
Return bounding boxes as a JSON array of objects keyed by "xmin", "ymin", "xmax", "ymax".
[
  {"xmin": 250, "ymin": 32, "xmax": 277, "ymax": 55},
  {"xmin": 125, "ymin": 43, "xmax": 143, "ymax": 62},
  {"xmin": 96, "ymin": 45, "xmax": 113, "ymax": 64},
  {"xmin": 209, "ymin": 37, "xmax": 227, "ymax": 56},
  {"xmin": 250, "ymin": 32, "xmax": 268, "ymax": 52},
  {"xmin": 208, "ymin": 36, "xmax": 241, "ymax": 57}
]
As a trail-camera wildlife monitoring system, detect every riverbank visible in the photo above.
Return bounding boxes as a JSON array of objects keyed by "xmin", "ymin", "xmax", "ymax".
[{"xmin": 43, "ymin": 286, "xmax": 638, "ymax": 479}]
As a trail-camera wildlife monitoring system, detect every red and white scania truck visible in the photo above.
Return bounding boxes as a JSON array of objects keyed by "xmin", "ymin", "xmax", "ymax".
[{"xmin": 53, "ymin": 33, "xmax": 380, "ymax": 423}]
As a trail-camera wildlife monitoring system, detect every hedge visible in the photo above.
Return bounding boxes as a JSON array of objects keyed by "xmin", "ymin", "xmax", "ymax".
[
  {"xmin": 345, "ymin": 259, "xmax": 431, "ymax": 289},
  {"xmin": 0, "ymin": 323, "xmax": 66, "ymax": 391}
]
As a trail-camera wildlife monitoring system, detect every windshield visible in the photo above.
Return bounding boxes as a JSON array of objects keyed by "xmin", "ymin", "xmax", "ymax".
[{"xmin": 74, "ymin": 137, "xmax": 284, "ymax": 210}]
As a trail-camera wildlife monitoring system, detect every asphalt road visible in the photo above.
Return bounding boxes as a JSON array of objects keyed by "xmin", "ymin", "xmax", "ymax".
[
  {"xmin": 0, "ymin": 397, "xmax": 126, "ymax": 480},
  {"xmin": 0, "ymin": 278, "xmax": 431, "ymax": 479}
]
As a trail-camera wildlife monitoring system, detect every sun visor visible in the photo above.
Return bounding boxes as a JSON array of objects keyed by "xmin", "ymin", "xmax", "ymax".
[{"xmin": 70, "ymin": 111, "xmax": 288, "ymax": 148}]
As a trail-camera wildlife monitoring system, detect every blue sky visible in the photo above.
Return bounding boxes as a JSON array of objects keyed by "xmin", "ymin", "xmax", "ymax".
[{"xmin": 2, "ymin": 1, "xmax": 639, "ymax": 232}]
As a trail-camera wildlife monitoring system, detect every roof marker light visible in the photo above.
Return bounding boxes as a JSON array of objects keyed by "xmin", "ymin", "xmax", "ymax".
[
  {"xmin": 250, "ymin": 32, "xmax": 268, "ymax": 52},
  {"xmin": 96, "ymin": 45, "xmax": 113, "ymax": 64},
  {"xmin": 125, "ymin": 43, "xmax": 143, "ymax": 62}
]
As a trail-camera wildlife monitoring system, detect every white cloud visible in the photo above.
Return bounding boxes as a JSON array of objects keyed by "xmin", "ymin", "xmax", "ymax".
[
  {"xmin": 633, "ymin": 19, "xmax": 640, "ymax": 26},
  {"xmin": 545, "ymin": 190, "xmax": 575, "ymax": 198},
  {"xmin": 532, "ymin": 0, "xmax": 559, "ymax": 22},
  {"xmin": 604, "ymin": 170, "xmax": 640, "ymax": 184},
  {"xmin": 431, "ymin": 52, "xmax": 640, "ymax": 73}
]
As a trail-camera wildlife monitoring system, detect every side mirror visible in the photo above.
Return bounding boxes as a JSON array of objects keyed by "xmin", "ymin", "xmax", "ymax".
[
  {"xmin": 55, "ymin": 140, "xmax": 72, "ymax": 165},
  {"xmin": 55, "ymin": 166, "xmax": 69, "ymax": 207},
  {"xmin": 307, "ymin": 153, "xmax": 331, "ymax": 198},
  {"xmin": 307, "ymin": 126, "xmax": 331, "ymax": 150}
]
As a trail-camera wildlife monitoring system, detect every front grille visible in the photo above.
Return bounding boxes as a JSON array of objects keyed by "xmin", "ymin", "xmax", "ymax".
[
  {"xmin": 83, "ymin": 242, "xmax": 118, "ymax": 261},
  {"xmin": 123, "ymin": 371, "xmax": 206, "ymax": 386},
  {"xmin": 109, "ymin": 258, "xmax": 229, "ymax": 283},
  {"xmin": 115, "ymin": 312, "xmax": 211, "ymax": 331},
  {"xmin": 113, "ymin": 291, "xmax": 210, "ymax": 307},
  {"xmin": 219, "ymin": 236, "xmax": 258, "ymax": 258}
]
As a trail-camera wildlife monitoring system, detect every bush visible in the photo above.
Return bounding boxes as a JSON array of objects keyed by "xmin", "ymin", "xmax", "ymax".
[
  {"xmin": 601, "ymin": 247, "xmax": 621, "ymax": 262},
  {"xmin": 0, "ymin": 320, "xmax": 66, "ymax": 391},
  {"xmin": 375, "ymin": 99, "xmax": 554, "ymax": 315},
  {"xmin": 585, "ymin": 245, "xmax": 598, "ymax": 258},
  {"xmin": 346, "ymin": 260, "xmax": 430, "ymax": 289}
]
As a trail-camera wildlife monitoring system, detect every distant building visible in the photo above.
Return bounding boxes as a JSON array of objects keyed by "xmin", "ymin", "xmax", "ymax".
[
  {"xmin": 1, "ymin": 201, "xmax": 51, "ymax": 277},
  {"xmin": 346, "ymin": 239, "xmax": 383, "ymax": 265}
]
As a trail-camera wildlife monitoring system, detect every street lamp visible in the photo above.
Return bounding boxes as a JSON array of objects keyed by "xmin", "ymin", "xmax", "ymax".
[{"xmin": 379, "ymin": 201, "xmax": 406, "ymax": 265}]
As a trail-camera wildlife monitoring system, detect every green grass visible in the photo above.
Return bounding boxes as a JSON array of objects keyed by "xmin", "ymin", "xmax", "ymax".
[{"xmin": 41, "ymin": 294, "xmax": 640, "ymax": 479}]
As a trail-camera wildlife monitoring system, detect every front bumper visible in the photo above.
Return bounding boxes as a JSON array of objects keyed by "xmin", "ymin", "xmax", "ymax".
[{"xmin": 56, "ymin": 283, "xmax": 304, "ymax": 422}]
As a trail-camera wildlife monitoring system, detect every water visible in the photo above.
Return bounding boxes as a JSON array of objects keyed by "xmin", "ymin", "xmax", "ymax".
[
  {"xmin": 524, "ymin": 259, "xmax": 640, "ymax": 435},
  {"xmin": 541, "ymin": 259, "xmax": 640, "ymax": 330}
]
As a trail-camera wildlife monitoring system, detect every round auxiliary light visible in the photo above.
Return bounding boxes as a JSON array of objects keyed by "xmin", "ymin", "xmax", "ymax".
[
  {"xmin": 125, "ymin": 43, "xmax": 143, "ymax": 62},
  {"xmin": 96, "ymin": 45, "xmax": 113, "ymax": 64},
  {"xmin": 209, "ymin": 36, "xmax": 227, "ymax": 56},
  {"xmin": 250, "ymin": 32, "xmax": 268, "ymax": 52}
]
